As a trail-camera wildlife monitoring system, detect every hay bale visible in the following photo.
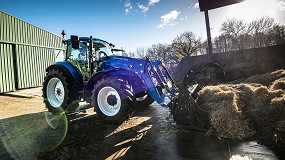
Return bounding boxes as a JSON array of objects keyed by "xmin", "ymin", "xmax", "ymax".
[
  {"xmin": 229, "ymin": 69, "xmax": 285, "ymax": 87},
  {"xmin": 207, "ymin": 104, "xmax": 254, "ymax": 139},
  {"xmin": 174, "ymin": 69, "xmax": 285, "ymax": 147},
  {"xmin": 245, "ymin": 86, "xmax": 275, "ymax": 144},
  {"xmin": 270, "ymin": 78, "xmax": 285, "ymax": 90},
  {"xmin": 197, "ymin": 85, "xmax": 255, "ymax": 139}
]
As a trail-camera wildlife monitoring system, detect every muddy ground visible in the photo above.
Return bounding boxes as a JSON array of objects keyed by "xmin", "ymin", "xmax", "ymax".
[{"xmin": 0, "ymin": 93, "xmax": 285, "ymax": 160}]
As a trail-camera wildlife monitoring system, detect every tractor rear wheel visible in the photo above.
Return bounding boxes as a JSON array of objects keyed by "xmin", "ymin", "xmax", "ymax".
[
  {"xmin": 92, "ymin": 76, "xmax": 135, "ymax": 124},
  {"xmin": 43, "ymin": 69, "xmax": 78, "ymax": 113}
]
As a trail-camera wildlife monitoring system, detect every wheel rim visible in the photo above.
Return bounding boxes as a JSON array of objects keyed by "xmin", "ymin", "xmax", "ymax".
[
  {"xmin": 46, "ymin": 78, "xmax": 65, "ymax": 108},
  {"xmin": 97, "ymin": 87, "xmax": 121, "ymax": 116}
]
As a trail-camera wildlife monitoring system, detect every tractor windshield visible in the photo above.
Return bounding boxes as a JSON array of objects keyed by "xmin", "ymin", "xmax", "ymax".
[
  {"xmin": 66, "ymin": 42, "xmax": 88, "ymax": 76},
  {"xmin": 67, "ymin": 42, "xmax": 88, "ymax": 61}
]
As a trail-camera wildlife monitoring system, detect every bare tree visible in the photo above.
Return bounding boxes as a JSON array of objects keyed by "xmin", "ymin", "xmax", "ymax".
[
  {"xmin": 213, "ymin": 34, "xmax": 231, "ymax": 53},
  {"xmin": 136, "ymin": 47, "xmax": 147, "ymax": 58},
  {"xmin": 200, "ymin": 40, "xmax": 208, "ymax": 55},
  {"xmin": 268, "ymin": 24, "xmax": 285, "ymax": 45},
  {"xmin": 171, "ymin": 31, "xmax": 202, "ymax": 59},
  {"xmin": 216, "ymin": 16, "xmax": 279, "ymax": 52},
  {"xmin": 250, "ymin": 16, "xmax": 276, "ymax": 47},
  {"xmin": 146, "ymin": 43, "xmax": 174, "ymax": 63},
  {"xmin": 220, "ymin": 18, "xmax": 253, "ymax": 50},
  {"xmin": 127, "ymin": 51, "xmax": 135, "ymax": 57}
]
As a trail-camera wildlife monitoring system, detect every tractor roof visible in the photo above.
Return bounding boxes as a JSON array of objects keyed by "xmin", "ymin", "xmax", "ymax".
[{"xmin": 78, "ymin": 37, "xmax": 109, "ymax": 44}]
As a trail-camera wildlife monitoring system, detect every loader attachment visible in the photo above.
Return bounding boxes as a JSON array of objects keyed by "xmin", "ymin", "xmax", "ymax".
[{"xmin": 140, "ymin": 58, "xmax": 179, "ymax": 109}]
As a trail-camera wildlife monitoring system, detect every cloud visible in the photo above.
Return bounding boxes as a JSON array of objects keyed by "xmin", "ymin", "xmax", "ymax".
[
  {"xmin": 180, "ymin": 16, "xmax": 188, "ymax": 21},
  {"xmin": 123, "ymin": 0, "xmax": 160, "ymax": 15},
  {"xmin": 157, "ymin": 24, "xmax": 164, "ymax": 28},
  {"xmin": 194, "ymin": 2, "xmax": 199, "ymax": 9},
  {"xmin": 161, "ymin": 10, "xmax": 181, "ymax": 24},
  {"xmin": 137, "ymin": 3, "xmax": 149, "ymax": 13},
  {"xmin": 278, "ymin": 0, "xmax": 285, "ymax": 11},
  {"xmin": 149, "ymin": 0, "xmax": 160, "ymax": 6},
  {"xmin": 157, "ymin": 10, "xmax": 181, "ymax": 29},
  {"xmin": 124, "ymin": 0, "xmax": 132, "ymax": 14}
]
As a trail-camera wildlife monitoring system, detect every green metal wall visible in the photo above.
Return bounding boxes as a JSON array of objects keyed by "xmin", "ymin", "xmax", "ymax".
[
  {"xmin": 16, "ymin": 45, "xmax": 55, "ymax": 89},
  {"xmin": 0, "ymin": 43, "xmax": 15, "ymax": 93},
  {"xmin": 0, "ymin": 11, "xmax": 64, "ymax": 49},
  {"xmin": 0, "ymin": 11, "xmax": 64, "ymax": 93}
]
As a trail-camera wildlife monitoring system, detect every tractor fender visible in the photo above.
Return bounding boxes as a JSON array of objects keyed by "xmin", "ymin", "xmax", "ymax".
[
  {"xmin": 86, "ymin": 68, "xmax": 143, "ymax": 92},
  {"xmin": 45, "ymin": 61, "xmax": 83, "ymax": 84}
]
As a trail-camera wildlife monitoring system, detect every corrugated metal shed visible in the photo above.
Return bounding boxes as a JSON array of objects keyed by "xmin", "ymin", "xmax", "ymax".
[{"xmin": 0, "ymin": 11, "xmax": 64, "ymax": 93}]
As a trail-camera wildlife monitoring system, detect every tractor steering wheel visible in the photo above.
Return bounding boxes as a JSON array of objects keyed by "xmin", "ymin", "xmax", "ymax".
[{"xmin": 98, "ymin": 51, "xmax": 108, "ymax": 59}]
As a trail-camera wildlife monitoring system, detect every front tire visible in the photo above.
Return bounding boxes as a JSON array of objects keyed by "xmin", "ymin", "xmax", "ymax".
[
  {"xmin": 92, "ymin": 76, "xmax": 135, "ymax": 124},
  {"xmin": 43, "ymin": 69, "xmax": 78, "ymax": 113}
]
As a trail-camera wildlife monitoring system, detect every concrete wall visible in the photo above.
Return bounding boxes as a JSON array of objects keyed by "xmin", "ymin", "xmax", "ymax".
[{"xmin": 171, "ymin": 45, "xmax": 285, "ymax": 83}]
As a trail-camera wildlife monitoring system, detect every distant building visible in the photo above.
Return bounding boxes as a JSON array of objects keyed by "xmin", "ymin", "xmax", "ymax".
[{"xmin": 0, "ymin": 11, "xmax": 64, "ymax": 93}]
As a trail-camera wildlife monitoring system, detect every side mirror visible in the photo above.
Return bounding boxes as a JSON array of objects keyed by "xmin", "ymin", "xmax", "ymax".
[
  {"xmin": 109, "ymin": 43, "xmax": 115, "ymax": 48},
  {"xmin": 71, "ymin": 35, "xmax": 79, "ymax": 49}
]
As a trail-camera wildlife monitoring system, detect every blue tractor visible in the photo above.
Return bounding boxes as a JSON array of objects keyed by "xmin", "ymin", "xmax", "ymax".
[{"xmin": 43, "ymin": 32, "xmax": 179, "ymax": 123}]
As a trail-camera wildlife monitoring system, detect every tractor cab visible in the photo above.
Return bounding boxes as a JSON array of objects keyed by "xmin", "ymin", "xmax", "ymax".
[{"xmin": 63, "ymin": 35, "xmax": 120, "ymax": 80}]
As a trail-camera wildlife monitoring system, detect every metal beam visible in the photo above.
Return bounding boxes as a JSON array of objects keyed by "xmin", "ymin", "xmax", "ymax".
[{"xmin": 204, "ymin": 10, "xmax": 213, "ymax": 58}]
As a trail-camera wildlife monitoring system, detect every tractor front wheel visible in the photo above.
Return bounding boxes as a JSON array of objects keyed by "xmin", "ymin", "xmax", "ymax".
[
  {"xmin": 43, "ymin": 69, "xmax": 78, "ymax": 113},
  {"xmin": 92, "ymin": 77, "xmax": 135, "ymax": 124}
]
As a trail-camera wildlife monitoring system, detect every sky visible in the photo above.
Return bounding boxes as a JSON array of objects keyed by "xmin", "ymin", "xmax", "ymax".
[{"xmin": 0, "ymin": 0, "xmax": 285, "ymax": 52}]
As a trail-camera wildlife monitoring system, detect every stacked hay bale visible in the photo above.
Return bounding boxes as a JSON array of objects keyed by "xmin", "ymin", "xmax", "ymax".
[
  {"xmin": 197, "ymin": 84, "xmax": 256, "ymax": 139},
  {"xmin": 178, "ymin": 69, "xmax": 285, "ymax": 147}
]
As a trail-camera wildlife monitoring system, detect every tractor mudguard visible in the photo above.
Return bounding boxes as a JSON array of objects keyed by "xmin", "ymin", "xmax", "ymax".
[{"xmin": 45, "ymin": 61, "xmax": 83, "ymax": 84}]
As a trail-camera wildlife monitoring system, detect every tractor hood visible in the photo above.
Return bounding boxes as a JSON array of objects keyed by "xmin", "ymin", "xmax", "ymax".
[{"xmin": 102, "ymin": 55, "xmax": 158, "ymax": 72}]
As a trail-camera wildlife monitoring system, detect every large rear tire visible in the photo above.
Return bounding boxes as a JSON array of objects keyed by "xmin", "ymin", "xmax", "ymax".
[
  {"xmin": 92, "ymin": 76, "xmax": 135, "ymax": 124},
  {"xmin": 43, "ymin": 69, "xmax": 79, "ymax": 113}
]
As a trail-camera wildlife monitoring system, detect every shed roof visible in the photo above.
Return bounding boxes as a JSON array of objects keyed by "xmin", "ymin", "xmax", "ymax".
[{"xmin": 198, "ymin": 0, "xmax": 244, "ymax": 11}]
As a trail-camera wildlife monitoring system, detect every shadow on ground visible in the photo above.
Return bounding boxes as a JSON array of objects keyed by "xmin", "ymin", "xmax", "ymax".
[
  {"xmin": 1, "ymin": 104, "xmax": 285, "ymax": 160},
  {"xmin": 0, "ymin": 111, "xmax": 67, "ymax": 160}
]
